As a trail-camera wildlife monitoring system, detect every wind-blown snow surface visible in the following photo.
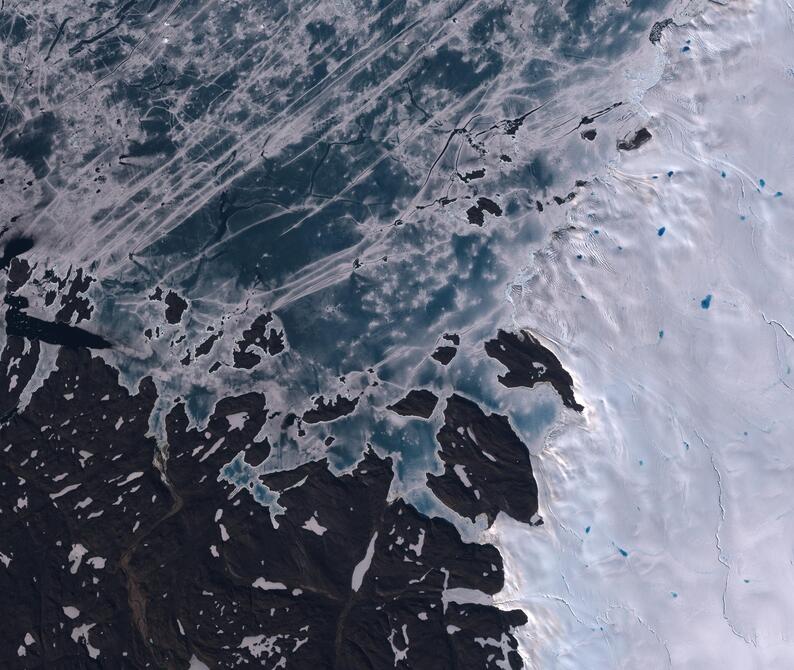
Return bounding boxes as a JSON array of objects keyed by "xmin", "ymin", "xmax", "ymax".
[{"xmin": 492, "ymin": 1, "xmax": 794, "ymax": 667}]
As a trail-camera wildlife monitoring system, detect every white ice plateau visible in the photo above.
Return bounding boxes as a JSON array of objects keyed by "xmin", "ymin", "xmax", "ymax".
[{"xmin": 490, "ymin": 1, "xmax": 794, "ymax": 667}]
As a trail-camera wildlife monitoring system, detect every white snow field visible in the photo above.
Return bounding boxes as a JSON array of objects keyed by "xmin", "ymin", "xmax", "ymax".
[{"xmin": 490, "ymin": 1, "xmax": 794, "ymax": 668}]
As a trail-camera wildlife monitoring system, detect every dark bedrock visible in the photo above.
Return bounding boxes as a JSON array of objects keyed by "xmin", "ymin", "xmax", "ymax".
[
  {"xmin": 428, "ymin": 394, "xmax": 539, "ymax": 527},
  {"xmin": 387, "ymin": 389, "xmax": 439, "ymax": 419},
  {"xmin": 485, "ymin": 329, "xmax": 584, "ymax": 412},
  {"xmin": 232, "ymin": 311, "xmax": 285, "ymax": 369},
  {"xmin": 617, "ymin": 127, "xmax": 652, "ymax": 151},
  {"xmin": 0, "ymin": 347, "xmax": 527, "ymax": 669},
  {"xmin": 302, "ymin": 393, "xmax": 359, "ymax": 424}
]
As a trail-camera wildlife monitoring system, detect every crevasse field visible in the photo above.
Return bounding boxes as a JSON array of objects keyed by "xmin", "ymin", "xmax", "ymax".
[{"xmin": 493, "ymin": 1, "xmax": 794, "ymax": 667}]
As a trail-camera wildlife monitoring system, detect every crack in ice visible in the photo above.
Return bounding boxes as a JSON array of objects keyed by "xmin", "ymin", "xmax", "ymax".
[{"xmin": 694, "ymin": 431, "xmax": 753, "ymax": 646}]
